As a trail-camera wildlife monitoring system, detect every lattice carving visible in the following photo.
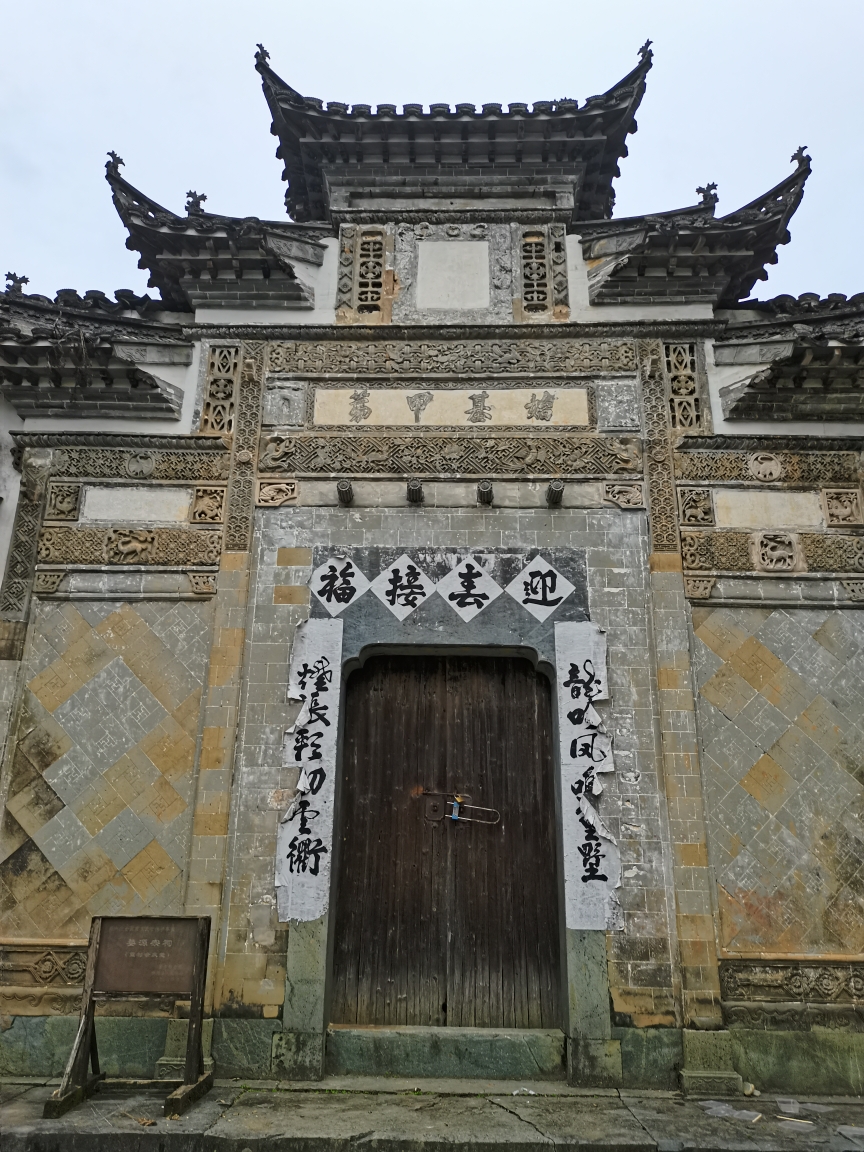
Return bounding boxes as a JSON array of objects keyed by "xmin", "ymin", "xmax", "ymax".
[
  {"xmin": 36, "ymin": 526, "xmax": 222, "ymax": 566},
  {"xmin": 355, "ymin": 229, "xmax": 385, "ymax": 314},
  {"xmin": 675, "ymin": 450, "xmax": 860, "ymax": 485},
  {"xmin": 191, "ymin": 487, "xmax": 225, "ymax": 523},
  {"xmin": 843, "ymin": 580, "xmax": 864, "ymax": 601},
  {"xmin": 801, "ymin": 532, "xmax": 864, "ymax": 573},
  {"xmin": 638, "ymin": 339, "xmax": 678, "ymax": 551},
  {"xmin": 521, "ymin": 230, "xmax": 550, "ymax": 313},
  {"xmin": 44, "ymin": 483, "xmax": 81, "ymax": 521},
  {"xmin": 188, "ymin": 573, "xmax": 217, "ymax": 595},
  {"xmin": 665, "ymin": 342, "xmax": 701, "ymax": 431},
  {"xmin": 201, "ymin": 345, "xmax": 240, "ymax": 435},
  {"xmin": 335, "ymin": 225, "xmax": 356, "ymax": 311},
  {"xmin": 49, "ymin": 449, "xmax": 230, "ymax": 482},
  {"xmin": 266, "ymin": 339, "xmax": 637, "ymax": 376},
  {"xmin": 680, "ymin": 531, "xmax": 751, "ymax": 572},
  {"xmin": 678, "ymin": 487, "xmax": 714, "ymax": 525},
  {"xmin": 0, "ymin": 944, "xmax": 88, "ymax": 988},
  {"xmin": 224, "ymin": 342, "xmax": 265, "ymax": 551},
  {"xmin": 549, "ymin": 224, "xmax": 568, "ymax": 308},
  {"xmin": 258, "ymin": 432, "xmax": 642, "ymax": 478}
]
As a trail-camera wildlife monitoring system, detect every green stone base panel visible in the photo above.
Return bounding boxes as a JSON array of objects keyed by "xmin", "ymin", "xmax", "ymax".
[
  {"xmin": 730, "ymin": 1028, "xmax": 864, "ymax": 1096},
  {"xmin": 614, "ymin": 1027, "xmax": 683, "ymax": 1090},
  {"xmin": 0, "ymin": 1017, "xmax": 168, "ymax": 1078},
  {"xmin": 325, "ymin": 1026, "xmax": 567, "ymax": 1080}
]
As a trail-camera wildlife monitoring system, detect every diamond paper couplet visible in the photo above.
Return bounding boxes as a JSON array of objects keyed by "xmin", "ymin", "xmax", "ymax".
[
  {"xmin": 309, "ymin": 557, "xmax": 370, "ymax": 616},
  {"xmin": 435, "ymin": 556, "xmax": 504, "ymax": 622},
  {"xmin": 505, "ymin": 555, "xmax": 576, "ymax": 622},
  {"xmin": 369, "ymin": 554, "xmax": 437, "ymax": 621}
]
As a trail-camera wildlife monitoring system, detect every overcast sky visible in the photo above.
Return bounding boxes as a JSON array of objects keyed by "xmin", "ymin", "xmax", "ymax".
[{"xmin": 2, "ymin": 1, "xmax": 862, "ymax": 304}]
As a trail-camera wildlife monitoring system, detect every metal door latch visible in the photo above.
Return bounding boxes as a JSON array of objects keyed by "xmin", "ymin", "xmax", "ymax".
[{"xmin": 422, "ymin": 791, "xmax": 500, "ymax": 825}]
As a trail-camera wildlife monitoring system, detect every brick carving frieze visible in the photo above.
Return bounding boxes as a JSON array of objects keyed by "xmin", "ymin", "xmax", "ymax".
[
  {"xmin": 681, "ymin": 530, "xmax": 864, "ymax": 573},
  {"xmin": 721, "ymin": 960, "xmax": 864, "ymax": 1031},
  {"xmin": 225, "ymin": 342, "xmax": 266, "ymax": 551},
  {"xmin": 257, "ymin": 432, "xmax": 642, "ymax": 478},
  {"xmin": 675, "ymin": 449, "xmax": 860, "ymax": 486},
  {"xmin": 266, "ymin": 338, "xmax": 637, "ymax": 377},
  {"xmin": 49, "ymin": 448, "xmax": 230, "ymax": 482},
  {"xmin": 36, "ymin": 526, "xmax": 222, "ymax": 566}
]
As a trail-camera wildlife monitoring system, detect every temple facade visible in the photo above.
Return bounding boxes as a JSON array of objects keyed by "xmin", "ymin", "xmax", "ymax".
[{"xmin": 2, "ymin": 42, "xmax": 864, "ymax": 1093}]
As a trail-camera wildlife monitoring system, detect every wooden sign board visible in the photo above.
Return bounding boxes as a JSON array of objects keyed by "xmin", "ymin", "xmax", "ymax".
[
  {"xmin": 94, "ymin": 917, "xmax": 199, "ymax": 995},
  {"xmin": 44, "ymin": 916, "xmax": 211, "ymax": 1120}
]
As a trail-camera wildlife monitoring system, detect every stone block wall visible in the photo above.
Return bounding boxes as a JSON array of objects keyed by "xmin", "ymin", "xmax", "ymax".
[
  {"xmin": 0, "ymin": 600, "xmax": 213, "ymax": 950},
  {"xmin": 693, "ymin": 605, "xmax": 864, "ymax": 956}
]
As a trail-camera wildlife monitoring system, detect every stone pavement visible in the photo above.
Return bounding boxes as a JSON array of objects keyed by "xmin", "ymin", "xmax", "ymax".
[{"xmin": 3, "ymin": 1077, "xmax": 864, "ymax": 1151}]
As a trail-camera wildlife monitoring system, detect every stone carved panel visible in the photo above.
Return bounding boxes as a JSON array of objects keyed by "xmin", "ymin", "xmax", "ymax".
[
  {"xmin": 720, "ymin": 961, "xmax": 864, "ymax": 1003},
  {"xmin": 678, "ymin": 487, "xmax": 714, "ymax": 526},
  {"xmin": 665, "ymin": 342, "xmax": 701, "ymax": 432},
  {"xmin": 256, "ymin": 481, "xmax": 299, "ymax": 506},
  {"xmin": 44, "ymin": 483, "xmax": 81, "ymax": 521},
  {"xmin": 681, "ymin": 531, "xmax": 752, "ymax": 572},
  {"xmin": 676, "ymin": 449, "xmax": 859, "ymax": 486},
  {"xmin": 596, "ymin": 381, "xmax": 641, "ymax": 432},
  {"xmin": 824, "ymin": 488, "xmax": 863, "ymax": 526},
  {"xmin": 266, "ymin": 339, "xmax": 637, "ymax": 377},
  {"xmin": 747, "ymin": 452, "xmax": 784, "ymax": 482},
  {"xmin": 752, "ymin": 532, "xmax": 801, "ymax": 573},
  {"xmin": 191, "ymin": 487, "xmax": 226, "ymax": 524},
  {"xmin": 842, "ymin": 579, "xmax": 864, "ymax": 601},
  {"xmin": 802, "ymin": 532, "xmax": 864, "ymax": 573},
  {"xmin": 603, "ymin": 483, "xmax": 644, "ymax": 508},
  {"xmin": 258, "ymin": 432, "xmax": 642, "ymax": 479},
  {"xmin": 36, "ymin": 526, "xmax": 222, "ymax": 566},
  {"xmin": 0, "ymin": 450, "xmax": 51, "ymax": 617}
]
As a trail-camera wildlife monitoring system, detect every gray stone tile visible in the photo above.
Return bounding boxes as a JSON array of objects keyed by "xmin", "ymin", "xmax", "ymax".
[{"xmin": 95, "ymin": 808, "xmax": 153, "ymax": 869}]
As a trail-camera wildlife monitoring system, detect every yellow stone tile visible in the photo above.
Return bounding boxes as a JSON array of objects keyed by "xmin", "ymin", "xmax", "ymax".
[
  {"xmin": 746, "ymin": 751, "xmax": 797, "ymax": 815},
  {"xmin": 760, "ymin": 665, "xmax": 814, "ymax": 721},
  {"xmin": 58, "ymin": 842, "xmax": 117, "ymax": 902},
  {"xmin": 220, "ymin": 552, "xmax": 249, "ymax": 572},
  {"xmin": 70, "ymin": 775, "xmax": 126, "ymax": 835},
  {"xmin": 693, "ymin": 612, "xmax": 753, "ymax": 661},
  {"xmin": 199, "ymin": 726, "xmax": 228, "ymax": 771},
  {"xmin": 6, "ymin": 780, "xmax": 61, "ymax": 839},
  {"xmin": 104, "ymin": 746, "xmax": 157, "ymax": 805},
  {"xmin": 96, "ymin": 603, "xmax": 149, "ymax": 649},
  {"xmin": 273, "ymin": 586, "xmax": 310, "ymax": 605},
  {"xmin": 728, "ymin": 636, "xmax": 785, "ymax": 692},
  {"xmin": 22, "ymin": 873, "xmax": 84, "ymax": 934},
  {"xmin": 27, "ymin": 660, "xmax": 84, "ymax": 712},
  {"xmin": 193, "ymin": 795, "xmax": 229, "ymax": 837},
  {"xmin": 62, "ymin": 632, "xmax": 115, "ymax": 684},
  {"xmin": 699, "ymin": 664, "xmax": 756, "ymax": 719},
  {"xmin": 173, "ymin": 689, "xmax": 203, "ymax": 738},
  {"xmin": 86, "ymin": 872, "xmax": 139, "ymax": 917},
  {"xmin": 796, "ymin": 694, "xmax": 847, "ymax": 755},
  {"xmin": 121, "ymin": 840, "xmax": 180, "ymax": 903},
  {"xmin": 675, "ymin": 842, "xmax": 709, "ymax": 868},
  {"xmin": 139, "ymin": 718, "xmax": 196, "ymax": 783},
  {"xmin": 276, "ymin": 548, "xmax": 312, "ymax": 567},
  {"xmin": 130, "ymin": 775, "xmax": 187, "ymax": 825}
]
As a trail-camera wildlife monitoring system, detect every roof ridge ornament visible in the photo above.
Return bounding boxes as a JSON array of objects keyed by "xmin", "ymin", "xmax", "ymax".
[
  {"xmin": 5, "ymin": 272, "xmax": 29, "ymax": 295},
  {"xmin": 791, "ymin": 145, "xmax": 811, "ymax": 168},
  {"xmin": 105, "ymin": 151, "xmax": 124, "ymax": 176},
  {"xmin": 696, "ymin": 183, "xmax": 719, "ymax": 207},
  {"xmin": 185, "ymin": 190, "xmax": 208, "ymax": 216},
  {"xmin": 639, "ymin": 39, "xmax": 653, "ymax": 60},
  {"xmin": 255, "ymin": 43, "xmax": 269, "ymax": 67}
]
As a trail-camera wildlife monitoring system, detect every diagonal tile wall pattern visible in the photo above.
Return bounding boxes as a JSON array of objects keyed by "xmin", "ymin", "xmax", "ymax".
[
  {"xmin": 692, "ymin": 606, "xmax": 864, "ymax": 956},
  {"xmin": 0, "ymin": 600, "xmax": 212, "ymax": 938}
]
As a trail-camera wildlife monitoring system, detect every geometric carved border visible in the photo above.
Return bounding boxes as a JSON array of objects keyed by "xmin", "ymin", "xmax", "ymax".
[
  {"xmin": 681, "ymin": 530, "xmax": 864, "ymax": 573},
  {"xmin": 266, "ymin": 337, "xmax": 638, "ymax": 377},
  {"xmin": 36, "ymin": 526, "xmax": 223, "ymax": 566}
]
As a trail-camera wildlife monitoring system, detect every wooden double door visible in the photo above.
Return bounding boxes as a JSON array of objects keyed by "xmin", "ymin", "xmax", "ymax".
[{"xmin": 331, "ymin": 654, "xmax": 562, "ymax": 1029}]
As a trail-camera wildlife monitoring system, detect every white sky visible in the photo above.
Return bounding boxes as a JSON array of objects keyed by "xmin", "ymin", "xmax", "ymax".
[{"xmin": 2, "ymin": 0, "xmax": 863, "ymax": 303}]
